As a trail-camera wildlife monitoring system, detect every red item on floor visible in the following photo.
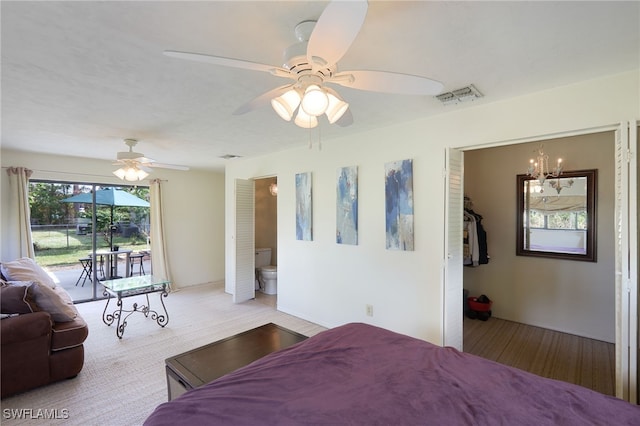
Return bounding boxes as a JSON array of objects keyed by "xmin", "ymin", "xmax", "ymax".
[{"xmin": 468, "ymin": 297, "xmax": 492, "ymax": 312}]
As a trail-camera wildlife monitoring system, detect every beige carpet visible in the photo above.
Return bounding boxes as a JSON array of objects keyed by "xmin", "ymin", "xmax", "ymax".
[{"xmin": 1, "ymin": 283, "xmax": 326, "ymax": 425}]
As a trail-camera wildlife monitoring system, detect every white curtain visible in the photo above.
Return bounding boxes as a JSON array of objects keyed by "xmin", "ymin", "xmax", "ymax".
[
  {"xmin": 6, "ymin": 167, "xmax": 35, "ymax": 259},
  {"xmin": 149, "ymin": 179, "xmax": 172, "ymax": 288}
]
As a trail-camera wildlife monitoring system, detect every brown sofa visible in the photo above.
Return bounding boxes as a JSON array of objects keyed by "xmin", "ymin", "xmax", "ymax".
[{"xmin": 1, "ymin": 258, "xmax": 89, "ymax": 398}]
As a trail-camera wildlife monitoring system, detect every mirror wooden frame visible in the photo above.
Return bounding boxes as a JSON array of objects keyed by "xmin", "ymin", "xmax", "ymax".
[{"xmin": 516, "ymin": 169, "xmax": 597, "ymax": 262}]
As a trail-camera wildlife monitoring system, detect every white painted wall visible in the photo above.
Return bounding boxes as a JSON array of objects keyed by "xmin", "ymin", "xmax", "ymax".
[
  {"xmin": 0, "ymin": 150, "xmax": 225, "ymax": 289},
  {"xmin": 225, "ymin": 70, "xmax": 639, "ymax": 342}
]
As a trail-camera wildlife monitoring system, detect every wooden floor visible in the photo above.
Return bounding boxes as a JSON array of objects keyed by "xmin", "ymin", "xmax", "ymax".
[{"xmin": 463, "ymin": 316, "xmax": 615, "ymax": 396}]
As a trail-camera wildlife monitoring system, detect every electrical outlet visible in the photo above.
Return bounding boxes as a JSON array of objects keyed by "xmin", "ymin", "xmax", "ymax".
[{"xmin": 366, "ymin": 304, "xmax": 373, "ymax": 317}]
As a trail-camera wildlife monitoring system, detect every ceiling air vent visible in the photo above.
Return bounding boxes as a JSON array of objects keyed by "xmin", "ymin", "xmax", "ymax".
[
  {"xmin": 436, "ymin": 84, "xmax": 483, "ymax": 105},
  {"xmin": 220, "ymin": 154, "xmax": 242, "ymax": 160}
]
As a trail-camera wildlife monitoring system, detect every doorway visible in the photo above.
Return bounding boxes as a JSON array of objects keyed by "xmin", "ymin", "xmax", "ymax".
[
  {"xmin": 444, "ymin": 123, "xmax": 638, "ymax": 402},
  {"xmin": 254, "ymin": 177, "xmax": 278, "ymax": 306},
  {"xmin": 461, "ymin": 134, "xmax": 615, "ymax": 395},
  {"xmin": 462, "ymin": 134, "xmax": 614, "ymax": 338}
]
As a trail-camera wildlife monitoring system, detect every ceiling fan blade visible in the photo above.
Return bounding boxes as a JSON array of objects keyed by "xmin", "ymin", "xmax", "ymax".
[
  {"xmin": 163, "ymin": 50, "xmax": 292, "ymax": 76},
  {"xmin": 146, "ymin": 163, "xmax": 190, "ymax": 171},
  {"xmin": 331, "ymin": 70, "xmax": 444, "ymax": 95},
  {"xmin": 233, "ymin": 84, "xmax": 294, "ymax": 115},
  {"xmin": 116, "ymin": 151, "xmax": 145, "ymax": 161},
  {"xmin": 306, "ymin": 0, "xmax": 368, "ymax": 68},
  {"xmin": 136, "ymin": 156, "xmax": 156, "ymax": 164}
]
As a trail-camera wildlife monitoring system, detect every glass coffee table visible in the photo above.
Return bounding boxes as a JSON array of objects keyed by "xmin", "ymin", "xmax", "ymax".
[{"xmin": 101, "ymin": 275, "xmax": 170, "ymax": 339}]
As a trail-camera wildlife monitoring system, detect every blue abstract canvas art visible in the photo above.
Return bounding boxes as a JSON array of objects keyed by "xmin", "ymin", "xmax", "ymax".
[
  {"xmin": 385, "ymin": 159, "xmax": 414, "ymax": 250},
  {"xmin": 295, "ymin": 172, "xmax": 312, "ymax": 241},
  {"xmin": 336, "ymin": 166, "xmax": 358, "ymax": 245}
]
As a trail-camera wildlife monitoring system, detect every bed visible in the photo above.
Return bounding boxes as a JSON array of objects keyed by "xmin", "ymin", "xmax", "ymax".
[{"xmin": 145, "ymin": 323, "xmax": 640, "ymax": 425}]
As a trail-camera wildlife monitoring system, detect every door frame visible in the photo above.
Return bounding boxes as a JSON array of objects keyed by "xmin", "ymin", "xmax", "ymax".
[{"xmin": 443, "ymin": 123, "xmax": 637, "ymax": 403}]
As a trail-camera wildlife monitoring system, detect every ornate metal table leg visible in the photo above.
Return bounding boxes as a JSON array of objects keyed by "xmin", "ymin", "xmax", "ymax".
[
  {"xmin": 151, "ymin": 285, "xmax": 170, "ymax": 328},
  {"xmin": 102, "ymin": 289, "xmax": 115, "ymax": 326},
  {"xmin": 114, "ymin": 296, "xmax": 126, "ymax": 339},
  {"xmin": 144, "ymin": 294, "xmax": 151, "ymax": 317}
]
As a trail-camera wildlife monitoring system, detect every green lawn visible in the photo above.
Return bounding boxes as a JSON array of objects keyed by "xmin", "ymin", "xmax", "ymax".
[{"xmin": 33, "ymin": 229, "xmax": 148, "ymax": 268}]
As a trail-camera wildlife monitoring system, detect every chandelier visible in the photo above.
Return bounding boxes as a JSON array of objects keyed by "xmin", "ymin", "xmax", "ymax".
[
  {"xmin": 549, "ymin": 178, "xmax": 574, "ymax": 194},
  {"xmin": 527, "ymin": 144, "xmax": 563, "ymax": 187}
]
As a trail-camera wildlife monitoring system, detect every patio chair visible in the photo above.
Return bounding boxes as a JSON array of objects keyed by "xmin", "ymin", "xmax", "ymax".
[
  {"xmin": 87, "ymin": 253, "xmax": 105, "ymax": 280},
  {"xmin": 129, "ymin": 252, "xmax": 145, "ymax": 276},
  {"xmin": 75, "ymin": 257, "xmax": 92, "ymax": 287}
]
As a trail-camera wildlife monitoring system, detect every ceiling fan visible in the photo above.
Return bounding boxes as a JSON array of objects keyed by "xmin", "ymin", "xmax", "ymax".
[
  {"xmin": 113, "ymin": 138, "xmax": 189, "ymax": 181},
  {"xmin": 163, "ymin": 0, "xmax": 444, "ymax": 129}
]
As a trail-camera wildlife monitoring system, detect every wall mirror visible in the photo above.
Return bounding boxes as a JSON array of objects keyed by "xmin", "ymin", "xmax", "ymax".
[{"xmin": 516, "ymin": 169, "xmax": 597, "ymax": 262}]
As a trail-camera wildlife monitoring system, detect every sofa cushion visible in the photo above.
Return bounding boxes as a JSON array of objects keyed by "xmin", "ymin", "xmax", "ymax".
[
  {"xmin": 0, "ymin": 257, "xmax": 57, "ymax": 289},
  {"xmin": 0, "ymin": 311, "xmax": 52, "ymax": 345},
  {"xmin": 51, "ymin": 317, "xmax": 88, "ymax": 351},
  {"xmin": 30, "ymin": 282, "xmax": 77, "ymax": 322},
  {"xmin": 0, "ymin": 283, "xmax": 37, "ymax": 314}
]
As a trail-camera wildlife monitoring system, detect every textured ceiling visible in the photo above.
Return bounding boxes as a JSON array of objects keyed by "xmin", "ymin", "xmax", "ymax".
[{"xmin": 2, "ymin": 1, "xmax": 638, "ymax": 172}]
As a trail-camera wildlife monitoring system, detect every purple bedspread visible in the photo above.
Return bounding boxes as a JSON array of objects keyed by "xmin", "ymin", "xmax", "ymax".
[{"xmin": 145, "ymin": 323, "xmax": 640, "ymax": 425}]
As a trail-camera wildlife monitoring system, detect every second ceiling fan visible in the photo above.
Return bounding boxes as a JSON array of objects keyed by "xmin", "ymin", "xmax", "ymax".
[
  {"xmin": 164, "ymin": 0, "xmax": 444, "ymax": 129},
  {"xmin": 113, "ymin": 138, "xmax": 189, "ymax": 181}
]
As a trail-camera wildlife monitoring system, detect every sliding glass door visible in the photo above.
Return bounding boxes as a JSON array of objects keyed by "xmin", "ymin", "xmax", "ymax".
[{"xmin": 29, "ymin": 180, "xmax": 150, "ymax": 302}]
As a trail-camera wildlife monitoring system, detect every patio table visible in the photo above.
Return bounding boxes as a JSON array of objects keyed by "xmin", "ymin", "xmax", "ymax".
[{"xmin": 93, "ymin": 248, "xmax": 132, "ymax": 279}]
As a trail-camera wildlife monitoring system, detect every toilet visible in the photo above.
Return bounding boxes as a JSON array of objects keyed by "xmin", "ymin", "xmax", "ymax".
[{"xmin": 255, "ymin": 248, "xmax": 277, "ymax": 295}]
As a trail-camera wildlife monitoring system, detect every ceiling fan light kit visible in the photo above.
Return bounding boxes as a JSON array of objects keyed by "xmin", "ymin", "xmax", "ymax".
[
  {"xmin": 294, "ymin": 107, "xmax": 318, "ymax": 129},
  {"xmin": 113, "ymin": 165, "xmax": 149, "ymax": 182},
  {"xmin": 325, "ymin": 92, "xmax": 349, "ymax": 124},
  {"xmin": 164, "ymin": 0, "xmax": 444, "ymax": 132},
  {"xmin": 271, "ymin": 89, "xmax": 301, "ymax": 121},
  {"xmin": 301, "ymin": 84, "xmax": 329, "ymax": 116},
  {"xmin": 270, "ymin": 81, "xmax": 349, "ymax": 127}
]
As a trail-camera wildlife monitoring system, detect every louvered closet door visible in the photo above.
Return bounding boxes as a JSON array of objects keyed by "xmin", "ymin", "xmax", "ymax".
[
  {"xmin": 614, "ymin": 121, "xmax": 638, "ymax": 403},
  {"xmin": 234, "ymin": 179, "xmax": 255, "ymax": 303},
  {"xmin": 444, "ymin": 148, "xmax": 464, "ymax": 350}
]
